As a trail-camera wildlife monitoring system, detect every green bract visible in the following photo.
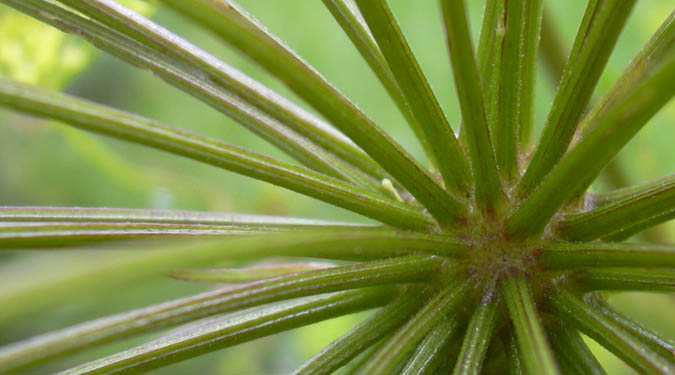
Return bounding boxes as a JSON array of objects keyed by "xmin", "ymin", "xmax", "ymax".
[{"xmin": 0, "ymin": 0, "xmax": 673, "ymax": 374}]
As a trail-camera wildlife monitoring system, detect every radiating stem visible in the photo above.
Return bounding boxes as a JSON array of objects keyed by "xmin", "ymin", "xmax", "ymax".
[
  {"xmin": 518, "ymin": 0, "xmax": 637, "ymax": 197},
  {"xmin": 0, "ymin": 79, "xmax": 435, "ymax": 230},
  {"xmin": 558, "ymin": 175, "xmax": 675, "ymax": 240},
  {"xmin": 356, "ymin": 278, "xmax": 470, "ymax": 374},
  {"xmin": 508, "ymin": 51, "xmax": 675, "ymax": 237},
  {"xmin": 354, "ymin": 0, "xmax": 471, "ymax": 196},
  {"xmin": 548, "ymin": 318, "xmax": 607, "ymax": 375},
  {"xmin": 401, "ymin": 315, "xmax": 460, "ymax": 375},
  {"xmin": 502, "ymin": 273, "xmax": 559, "ymax": 375},
  {"xmin": 573, "ymin": 268, "xmax": 675, "ymax": 293},
  {"xmin": 550, "ymin": 287, "xmax": 675, "ymax": 374},
  {"xmin": 292, "ymin": 285, "xmax": 434, "ymax": 375},
  {"xmin": 158, "ymin": 0, "xmax": 469, "ymax": 227},
  {"xmin": 538, "ymin": 7, "xmax": 567, "ymax": 84},
  {"xmin": 539, "ymin": 242, "xmax": 675, "ymax": 269},
  {"xmin": 452, "ymin": 289, "xmax": 500, "ymax": 375},
  {"xmin": 441, "ymin": 0, "xmax": 503, "ymax": 213},
  {"xmin": 58, "ymin": 288, "xmax": 395, "ymax": 375},
  {"xmin": 321, "ymin": 0, "xmax": 437, "ymax": 169}
]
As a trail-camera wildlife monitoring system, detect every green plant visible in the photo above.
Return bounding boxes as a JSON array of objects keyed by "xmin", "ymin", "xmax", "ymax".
[{"xmin": 0, "ymin": 0, "xmax": 673, "ymax": 374}]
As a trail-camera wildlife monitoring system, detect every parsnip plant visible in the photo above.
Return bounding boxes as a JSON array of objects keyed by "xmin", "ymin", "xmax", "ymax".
[{"xmin": 0, "ymin": 0, "xmax": 673, "ymax": 374}]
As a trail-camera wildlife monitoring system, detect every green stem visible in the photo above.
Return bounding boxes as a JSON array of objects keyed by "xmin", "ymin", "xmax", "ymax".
[
  {"xmin": 502, "ymin": 273, "xmax": 560, "ymax": 375},
  {"xmin": 440, "ymin": 0, "xmax": 503, "ymax": 213},
  {"xmin": 558, "ymin": 175, "xmax": 675, "ymax": 240},
  {"xmin": 9, "ymin": 0, "xmax": 390, "ymax": 194},
  {"xmin": 0, "ymin": 206, "xmax": 354, "ymax": 228},
  {"xmin": 452, "ymin": 289, "xmax": 500, "ymax": 375},
  {"xmin": 354, "ymin": 0, "xmax": 471, "ymax": 196},
  {"xmin": 585, "ymin": 294, "xmax": 675, "ymax": 362},
  {"xmin": 507, "ymin": 50, "xmax": 675, "ymax": 237},
  {"xmin": 0, "ymin": 79, "xmax": 435, "ymax": 230},
  {"xmin": 0, "ymin": 256, "xmax": 439, "ymax": 373},
  {"xmin": 605, "ymin": 210, "xmax": 675, "ymax": 241},
  {"xmin": 517, "ymin": 0, "xmax": 637, "ymax": 197},
  {"xmin": 356, "ymin": 278, "xmax": 470, "ymax": 374},
  {"xmin": 401, "ymin": 314, "xmax": 461, "ymax": 375},
  {"xmin": 573, "ymin": 268, "xmax": 675, "ymax": 293},
  {"xmin": 167, "ymin": 262, "xmax": 336, "ymax": 284},
  {"xmin": 321, "ymin": 0, "xmax": 437, "ymax": 170},
  {"xmin": 58, "ymin": 288, "xmax": 394, "ymax": 375},
  {"xmin": 158, "ymin": 0, "xmax": 469, "ymax": 227},
  {"xmin": 538, "ymin": 7, "xmax": 567, "ymax": 84},
  {"xmin": 539, "ymin": 242, "xmax": 675, "ymax": 269},
  {"xmin": 547, "ymin": 318, "xmax": 607, "ymax": 375},
  {"xmin": 293, "ymin": 285, "xmax": 435, "ymax": 375},
  {"xmin": 497, "ymin": 0, "xmax": 543, "ymax": 178},
  {"xmin": 549, "ymin": 287, "xmax": 675, "ymax": 374}
]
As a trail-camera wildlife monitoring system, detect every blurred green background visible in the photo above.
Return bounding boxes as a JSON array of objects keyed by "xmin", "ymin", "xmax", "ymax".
[{"xmin": 0, "ymin": 0, "xmax": 673, "ymax": 374}]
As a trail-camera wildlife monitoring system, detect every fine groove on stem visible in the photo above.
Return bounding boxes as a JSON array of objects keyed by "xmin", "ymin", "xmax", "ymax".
[
  {"xmin": 356, "ymin": 278, "xmax": 470, "ymax": 374},
  {"xmin": 292, "ymin": 285, "xmax": 435, "ymax": 375},
  {"xmin": 167, "ymin": 263, "xmax": 337, "ymax": 284},
  {"xmin": 441, "ymin": 0, "xmax": 503, "ymax": 212},
  {"xmin": 321, "ymin": 0, "xmax": 437, "ymax": 169},
  {"xmin": 0, "ymin": 206, "xmax": 359, "ymax": 228},
  {"xmin": 550, "ymin": 287, "xmax": 675, "ymax": 374},
  {"xmin": 0, "ymin": 222, "xmax": 263, "ymax": 249},
  {"xmin": 497, "ymin": 0, "xmax": 543, "ymax": 176},
  {"xmin": 452, "ymin": 288, "xmax": 499, "ymax": 375},
  {"xmin": 9, "ymin": 0, "xmax": 381, "ymax": 192},
  {"xmin": 53, "ymin": 0, "xmax": 387, "ymax": 184},
  {"xmin": 158, "ymin": 0, "xmax": 469, "ymax": 227},
  {"xmin": 0, "ymin": 79, "xmax": 435, "ymax": 230},
  {"xmin": 0, "ymin": 256, "xmax": 439, "ymax": 373},
  {"xmin": 605, "ymin": 210, "xmax": 675, "ymax": 241},
  {"xmin": 502, "ymin": 273, "xmax": 560, "ymax": 375},
  {"xmin": 476, "ymin": 0, "xmax": 505, "ymax": 153},
  {"xmin": 401, "ymin": 314, "xmax": 460, "ymax": 375},
  {"xmin": 354, "ymin": 0, "xmax": 471, "ymax": 196},
  {"xmin": 573, "ymin": 268, "xmax": 675, "ymax": 293},
  {"xmin": 2, "ymin": 0, "xmax": 384, "ymax": 194},
  {"xmin": 507, "ymin": 50, "xmax": 675, "ymax": 237},
  {"xmin": 558, "ymin": 175, "xmax": 675, "ymax": 240},
  {"xmin": 57, "ymin": 288, "xmax": 395, "ymax": 375},
  {"xmin": 518, "ymin": 0, "xmax": 637, "ymax": 197},
  {"xmin": 548, "ymin": 318, "xmax": 607, "ymax": 375},
  {"xmin": 539, "ymin": 242, "xmax": 675, "ymax": 269},
  {"xmin": 585, "ymin": 294, "xmax": 675, "ymax": 362}
]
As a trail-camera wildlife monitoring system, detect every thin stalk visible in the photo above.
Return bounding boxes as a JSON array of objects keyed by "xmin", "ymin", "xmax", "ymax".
[
  {"xmin": 573, "ymin": 268, "xmax": 675, "ymax": 293},
  {"xmin": 502, "ymin": 273, "xmax": 559, "ymax": 375},
  {"xmin": 518, "ymin": 0, "xmax": 637, "ymax": 197},
  {"xmin": 354, "ymin": 0, "xmax": 471, "ymax": 196},
  {"xmin": 539, "ymin": 242, "xmax": 675, "ymax": 269},
  {"xmin": 441, "ymin": 0, "xmax": 503, "ymax": 212},
  {"xmin": 452, "ymin": 289, "xmax": 500, "ymax": 375},
  {"xmin": 548, "ymin": 318, "xmax": 607, "ymax": 375},
  {"xmin": 337, "ymin": 334, "xmax": 389, "ymax": 375},
  {"xmin": 292, "ymin": 285, "xmax": 435, "ymax": 375},
  {"xmin": 400, "ymin": 315, "xmax": 461, "ymax": 375},
  {"xmin": 538, "ymin": 7, "xmax": 567, "ymax": 84},
  {"xmin": 476, "ymin": 0, "xmax": 506, "ymax": 147},
  {"xmin": 507, "ymin": 51, "xmax": 675, "ymax": 237},
  {"xmin": 0, "ymin": 256, "xmax": 440, "ymax": 372},
  {"xmin": 5, "ymin": 0, "xmax": 383, "ymax": 193},
  {"xmin": 585, "ymin": 294, "xmax": 675, "ymax": 362},
  {"xmin": 0, "ymin": 79, "xmax": 435, "ymax": 230},
  {"xmin": 497, "ymin": 0, "xmax": 543, "ymax": 176},
  {"xmin": 503, "ymin": 332, "xmax": 524, "ymax": 375},
  {"xmin": 0, "ymin": 222, "xmax": 263, "ymax": 249},
  {"xmin": 321, "ymin": 0, "xmax": 437, "ymax": 169},
  {"xmin": 605, "ymin": 210, "xmax": 675, "ymax": 241},
  {"xmin": 550, "ymin": 287, "xmax": 675, "ymax": 374},
  {"xmin": 158, "ymin": 0, "xmax": 469, "ymax": 227},
  {"xmin": 579, "ymin": 11, "xmax": 675, "ymax": 135},
  {"xmin": 558, "ymin": 175, "xmax": 675, "ymax": 240},
  {"xmin": 167, "ymin": 262, "xmax": 336, "ymax": 284},
  {"xmin": 356, "ymin": 278, "xmax": 471, "ymax": 374},
  {"xmin": 57, "ymin": 288, "xmax": 394, "ymax": 375},
  {"xmin": 0, "ymin": 206, "xmax": 358, "ymax": 228}
]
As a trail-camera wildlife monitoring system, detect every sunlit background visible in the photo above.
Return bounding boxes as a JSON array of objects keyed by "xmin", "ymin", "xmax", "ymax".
[{"xmin": 0, "ymin": 0, "xmax": 673, "ymax": 374}]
